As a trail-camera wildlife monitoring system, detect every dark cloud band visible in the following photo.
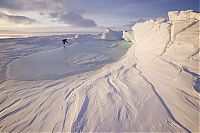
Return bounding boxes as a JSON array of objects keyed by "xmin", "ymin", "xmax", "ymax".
[{"xmin": 50, "ymin": 11, "xmax": 97, "ymax": 27}]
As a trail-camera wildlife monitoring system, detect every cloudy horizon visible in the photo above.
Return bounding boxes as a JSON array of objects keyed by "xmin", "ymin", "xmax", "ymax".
[{"xmin": 0, "ymin": 0, "xmax": 199, "ymax": 32}]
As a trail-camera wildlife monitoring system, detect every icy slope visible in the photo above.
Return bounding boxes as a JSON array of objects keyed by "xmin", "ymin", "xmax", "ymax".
[{"xmin": 0, "ymin": 10, "xmax": 199, "ymax": 132}]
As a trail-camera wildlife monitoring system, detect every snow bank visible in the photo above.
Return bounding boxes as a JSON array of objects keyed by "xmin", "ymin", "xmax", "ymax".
[
  {"xmin": 132, "ymin": 12, "xmax": 199, "ymax": 72},
  {"xmin": 130, "ymin": 11, "xmax": 200, "ymax": 131},
  {"xmin": 101, "ymin": 28, "xmax": 123, "ymax": 40},
  {"xmin": 122, "ymin": 10, "xmax": 199, "ymax": 131},
  {"xmin": 133, "ymin": 19, "xmax": 170, "ymax": 63}
]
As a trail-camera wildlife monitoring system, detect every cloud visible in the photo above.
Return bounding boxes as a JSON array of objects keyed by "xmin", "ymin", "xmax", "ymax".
[
  {"xmin": 0, "ymin": 0, "xmax": 98, "ymax": 27},
  {"xmin": 0, "ymin": 12, "xmax": 37, "ymax": 24},
  {"xmin": 0, "ymin": 0, "xmax": 198, "ymax": 28},
  {"xmin": 51, "ymin": 11, "xmax": 97, "ymax": 27},
  {"xmin": 0, "ymin": 0, "xmax": 50, "ymax": 11},
  {"xmin": 0, "ymin": 0, "xmax": 23, "ymax": 10}
]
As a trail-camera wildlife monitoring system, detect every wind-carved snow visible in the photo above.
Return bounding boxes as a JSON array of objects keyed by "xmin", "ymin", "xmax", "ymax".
[
  {"xmin": 130, "ymin": 10, "xmax": 200, "ymax": 131},
  {"xmin": 67, "ymin": 53, "xmax": 108, "ymax": 67},
  {"xmin": 0, "ymin": 10, "xmax": 199, "ymax": 132}
]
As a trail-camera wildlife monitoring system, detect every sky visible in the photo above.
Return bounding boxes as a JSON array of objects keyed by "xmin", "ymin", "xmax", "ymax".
[{"xmin": 0, "ymin": 0, "xmax": 199, "ymax": 32}]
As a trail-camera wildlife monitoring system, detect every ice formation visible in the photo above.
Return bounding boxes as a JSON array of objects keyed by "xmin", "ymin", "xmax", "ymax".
[{"xmin": 101, "ymin": 28, "xmax": 123, "ymax": 40}]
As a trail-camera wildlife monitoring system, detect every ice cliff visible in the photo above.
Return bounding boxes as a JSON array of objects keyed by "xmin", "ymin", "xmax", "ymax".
[{"xmin": 123, "ymin": 10, "xmax": 200, "ymax": 131}]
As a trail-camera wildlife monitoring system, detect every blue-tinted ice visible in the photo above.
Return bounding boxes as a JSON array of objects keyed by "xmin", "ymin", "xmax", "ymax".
[{"xmin": 8, "ymin": 40, "xmax": 131, "ymax": 80}]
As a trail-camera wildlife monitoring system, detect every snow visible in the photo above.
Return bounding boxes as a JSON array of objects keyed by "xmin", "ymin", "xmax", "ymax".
[
  {"xmin": 101, "ymin": 28, "xmax": 123, "ymax": 40},
  {"xmin": 168, "ymin": 10, "xmax": 200, "ymax": 21},
  {"xmin": 0, "ymin": 10, "xmax": 199, "ymax": 132},
  {"xmin": 122, "ymin": 30, "xmax": 135, "ymax": 42},
  {"xmin": 131, "ymin": 11, "xmax": 200, "ymax": 131},
  {"xmin": 74, "ymin": 34, "xmax": 100, "ymax": 40},
  {"xmin": 74, "ymin": 29, "xmax": 123, "ymax": 41}
]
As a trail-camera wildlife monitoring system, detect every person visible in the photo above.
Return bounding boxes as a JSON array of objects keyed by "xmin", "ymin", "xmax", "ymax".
[{"xmin": 62, "ymin": 38, "xmax": 69, "ymax": 47}]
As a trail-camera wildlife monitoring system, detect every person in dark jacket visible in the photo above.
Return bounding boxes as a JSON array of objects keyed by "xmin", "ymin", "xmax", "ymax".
[{"xmin": 62, "ymin": 39, "xmax": 68, "ymax": 47}]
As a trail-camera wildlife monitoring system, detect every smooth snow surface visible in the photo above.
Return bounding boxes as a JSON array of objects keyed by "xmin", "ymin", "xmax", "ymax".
[{"xmin": 0, "ymin": 10, "xmax": 199, "ymax": 132}]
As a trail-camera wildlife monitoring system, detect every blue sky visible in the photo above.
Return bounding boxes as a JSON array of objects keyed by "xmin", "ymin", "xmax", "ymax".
[{"xmin": 0, "ymin": 0, "xmax": 199, "ymax": 31}]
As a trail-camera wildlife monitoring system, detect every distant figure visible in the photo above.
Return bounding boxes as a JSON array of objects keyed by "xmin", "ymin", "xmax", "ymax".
[{"xmin": 62, "ymin": 39, "xmax": 69, "ymax": 47}]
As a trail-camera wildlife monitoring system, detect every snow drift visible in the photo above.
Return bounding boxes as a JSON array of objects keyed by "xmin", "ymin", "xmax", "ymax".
[
  {"xmin": 0, "ymin": 10, "xmax": 199, "ymax": 132},
  {"xmin": 124, "ymin": 10, "xmax": 200, "ymax": 131}
]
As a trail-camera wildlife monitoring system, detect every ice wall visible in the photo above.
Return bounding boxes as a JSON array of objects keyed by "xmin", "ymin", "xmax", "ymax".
[{"xmin": 125, "ymin": 10, "xmax": 200, "ymax": 131}]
